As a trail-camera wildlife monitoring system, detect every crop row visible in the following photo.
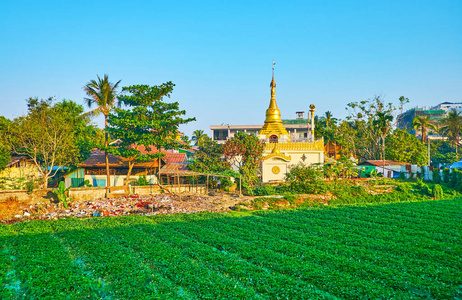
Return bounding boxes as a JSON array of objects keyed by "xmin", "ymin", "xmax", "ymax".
[
  {"xmin": 54, "ymin": 220, "xmax": 263, "ymax": 299},
  {"xmin": 256, "ymin": 207, "xmax": 462, "ymax": 270},
  {"xmin": 205, "ymin": 215, "xmax": 456, "ymax": 299},
  {"xmin": 161, "ymin": 218, "xmax": 416, "ymax": 299}
]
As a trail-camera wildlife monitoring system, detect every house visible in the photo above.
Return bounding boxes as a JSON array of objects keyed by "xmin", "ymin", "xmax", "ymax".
[
  {"xmin": 0, "ymin": 156, "xmax": 40, "ymax": 179},
  {"xmin": 64, "ymin": 153, "xmax": 165, "ymax": 188},
  {"xmin": 358, "ymin": 160, "xmax": 406, "ymax": 178},
  {"xmin": 64, "ymin": 146, "xmax": 191, "ymax": 188}
]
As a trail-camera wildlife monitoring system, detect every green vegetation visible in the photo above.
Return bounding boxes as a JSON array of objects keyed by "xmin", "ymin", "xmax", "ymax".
[
  {"xmin": 1, "ymin": 199, "xmax": 461, "ymax": 299},
  {"xmin": 108, "ymin": 83, "xmax": 195, "ymax": 182},
  {"xmin": 52, "ymin": 181, "xmax": 72, "ymax": 208}
]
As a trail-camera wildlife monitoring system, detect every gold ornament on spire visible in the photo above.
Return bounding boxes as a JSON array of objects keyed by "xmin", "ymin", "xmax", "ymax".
[{"xmin": 259, "ymin": 60, "xmax": 288, "ymax": 137}]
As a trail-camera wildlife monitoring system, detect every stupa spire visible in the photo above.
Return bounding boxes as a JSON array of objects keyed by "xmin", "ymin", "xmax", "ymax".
[{"xmin": 259, "ymin": 61, "xmax": 288, "ymax": 137}]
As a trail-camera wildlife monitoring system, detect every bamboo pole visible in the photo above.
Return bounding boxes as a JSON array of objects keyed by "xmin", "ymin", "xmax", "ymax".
[
  {"xmin": 177, "ymin": 167, "xmax": 181, "ymax": 201},
  {"xmin": 206, "ymin": 175, "xmax": 209, "ymax": 195}
]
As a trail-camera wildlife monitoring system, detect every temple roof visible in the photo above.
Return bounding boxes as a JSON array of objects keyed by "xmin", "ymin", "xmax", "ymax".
[{"xmin": 259, "ymin": 67, "xmax": 288, "ymax": 137}]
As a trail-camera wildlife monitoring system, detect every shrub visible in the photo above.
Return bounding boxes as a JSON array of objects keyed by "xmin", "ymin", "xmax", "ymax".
[
  {"xmin": 432, "ymin": 184, "xmax": 444, "ymax": 200},
  {"xmin": 135, "ymin": 175, "xmax": 150, "ymax": 186},
  {"xmin": 253, "ymin": 185, "xmax": 277, "ymax": 196},
  {"xmin": 25, "ymin": 178, "xmax": 37, "ymax": 194},
  {"xmin": 414, "ymin": 178, "xmax": 431, "ymax": 196},
  {"xmin": 52, "ymin": 181, "xmax": 72, "ymax": 209},
  {"xmin": 432, "ymin": 169, "xmax": 441, "ymax": 184},
  {"xmin": 285, "ymin": 163, "xmax": 326, "ymax": 194}
]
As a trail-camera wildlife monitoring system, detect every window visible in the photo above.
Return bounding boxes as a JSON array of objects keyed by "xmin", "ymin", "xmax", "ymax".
[{"xmin": 269, "ymin": 135, "xmax": 278, "ymax": 143}]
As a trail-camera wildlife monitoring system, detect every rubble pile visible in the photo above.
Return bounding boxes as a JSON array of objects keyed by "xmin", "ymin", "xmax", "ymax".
[{"xmin": 2, "ymin": 192, "xmax": 251, "ymax": 223}]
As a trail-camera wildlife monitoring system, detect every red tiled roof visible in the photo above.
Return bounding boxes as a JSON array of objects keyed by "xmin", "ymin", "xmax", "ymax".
[{"xmin": 164, "ymin": 153, "xmax": 187, "ymax": 164}]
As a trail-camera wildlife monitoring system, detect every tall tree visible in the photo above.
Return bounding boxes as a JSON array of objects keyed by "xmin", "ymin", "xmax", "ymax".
[
  {"xmin": 385, "ymin": 129, "xmax": 427, "ymax": 165},
  {"xmin": 107, "ymin": 83, "xmax": 195, "ymax": 183},
  {"xmin": 222, "ymin": 132, "xmax": 264, "ymax": 187},
  {"xmin": 84, "ymin": 74, "xmax": 121, "ymax": 187},
  {"xmin": 412, "ymin": 115, "xmax": 438, "ymax": 143},
  {"xmin": 189, "ymin": 135, "xmax": 229, "ymax": 173},
  {"xmin": 0, "ymin": 116, "xmax": 12, "ymax": 171},
  {"xmin": 345, "ymin": 96, "xmax": 408, "ymax": 162},
  {"xmin": 373, "ymin": 111, "xmax": 394, "ymax": 171},
  {"xmin": 9, "ymin": 98, "xmax": 79, "ymax": 188},
  {"xmin": 440, "ymin": 110, "xmax": 462, "ymax": 159},
  {"xmin": 192, "ymin": 129, "xmax": 206, "ymax": 146},
  {"xmin": 320, "ymin": 111, "xmax": 337, "ymax": 130}
]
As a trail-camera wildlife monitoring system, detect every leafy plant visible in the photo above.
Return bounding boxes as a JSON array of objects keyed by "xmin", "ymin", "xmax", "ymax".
[
  {"xmin": 25, "ymin": 178, "xmax": 36, "ymax": 194},
  {"xmin": 52, "ymin": 181, "xmax": 72, "ymax": 208},
  {"xmin": 135, "ymin": 175, "xmax": 150, "ymax": 186},
  {"xmin": 432, "ymin": 184, "xmax": 443, "ymax": 200}
]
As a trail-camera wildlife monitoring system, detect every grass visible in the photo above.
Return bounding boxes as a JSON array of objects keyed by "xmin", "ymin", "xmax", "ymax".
[{"xmin": 1, "ymin": 199, "xmax": 461, "ymax": 299}]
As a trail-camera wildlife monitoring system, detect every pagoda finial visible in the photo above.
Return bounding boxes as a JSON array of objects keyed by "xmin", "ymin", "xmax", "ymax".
[{"xmin": 271, "ymin": 60, "xmax": 276, "ymax": 88}]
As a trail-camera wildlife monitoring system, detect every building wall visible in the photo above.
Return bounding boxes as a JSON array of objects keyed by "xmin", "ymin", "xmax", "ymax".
[
  {"xmin": 0, "ymin": 164, "xmax": 40, "ymax": 179},
  {"xmin": 65, "ymin": 174, "xmax": 160, "ymax": 188},
  {"xmin": 262, "ymin": 150, "xmax": 324, "ymax": 182}
]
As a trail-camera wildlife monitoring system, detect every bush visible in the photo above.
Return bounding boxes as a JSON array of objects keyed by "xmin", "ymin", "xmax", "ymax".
[
  {"xmin": 285, "ymin": 163, "xmax": 327, "ymax": 194},
  {"xmin": 432, "ymin": 184, "xmax": 444, "ymax": 200},
  {"xmin": 253, "ymin": 185, "xmax": 277, "ymax": 196},
  {"xmin": 432, "ymin": 169, "xmax": 441, "ymax": 184},
  {"xmin": 414, "ymin": 178, "xmax": 431, "ymax": 196},
  {"xmin": 25, "ymin": 179, "xmax": 36, "ymax": 194},
  {"xmin": 135, "ymin": 175, "xmax": 150, "ymax": 186}
]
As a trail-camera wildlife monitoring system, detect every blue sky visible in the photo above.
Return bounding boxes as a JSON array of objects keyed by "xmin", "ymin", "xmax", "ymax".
[{"xmin": 1, "ymin": 0, "xmax": 461, "ymax": 137}]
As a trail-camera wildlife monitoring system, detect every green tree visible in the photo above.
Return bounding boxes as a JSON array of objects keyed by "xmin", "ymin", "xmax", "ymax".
[
  {"xmin": 84, "ymin": 74, "xmax": 121, "ymax": 187},
  {"xmin": 55, "ymin": 100, "xmax": 105, "ymax": 164},
  {"xmin": 9, "ymin": 98, "xmax": 79, "ymax": 188},
  {"xmin": 180, "ymin": 134, "xmax": 191, "ymax": 145},
  {"xmin": 430, "ymin": 140, "xmax": 458, "ymax": 166},
  {"xmin": 345, "ymin": 96, "xmax": 408, "ymax": 161},
  {"xmin": 222, "ymin": 132, "xmax": 264, "ymax": 188},
  {"xmin": 107, "ymin": 83, "xmax": 195, "ymax": 183},
  {"xmin": 440, "ymin": 110, "xmax": 462, "ymax": 159},
  {"xmin": 373, "ymin": 111, "xmax": 394, "ymax": 169},
  {"xmin": 412, "ymin": 115, "xmax": 438, "ymax": 143},
  {"xmin": 386, "ymin": 129, "xmax": 427, "ymax": 165},
  {"xmin": 0, "ymin": 116, "xmax": 12, "ymax": 171},
  {"xmin": 320, "ymin": 111, "xmax": 338, "ymax": 130},
  {"xmin": 192, "ymin": 129, "xmax": 207, "ymax": 146},
  {"xmin": 189, "ymin": 135, "xmax": 230, "ymax": 173}
]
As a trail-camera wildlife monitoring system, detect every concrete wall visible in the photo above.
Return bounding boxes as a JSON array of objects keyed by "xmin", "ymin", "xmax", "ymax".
[{"xmin": 0, "ymin": 189, "xmax": 55, "ymax": 204}]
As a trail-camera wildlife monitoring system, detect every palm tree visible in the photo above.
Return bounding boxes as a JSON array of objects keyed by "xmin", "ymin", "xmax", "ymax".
[
  {"xmin": 440, "ymin": 110, "xmax": 462, "ymax": 160},
  {"xmin": 373, "ymin": 112, "xmax": 393, "ymax": 174},
  {"xmin": 84, "ymin": 74, "xmax": 121, "ymax": 188},
  {"xmin": 412, "ymin": 115, "xmax": 438, "ymax": 143},
  {"xmin": 192, "ymin": 129, "xmax": 207, "ymax": 146},
  {"xmin": 321, "ymin": 111, "xmax": 338, "ymax": 130}
]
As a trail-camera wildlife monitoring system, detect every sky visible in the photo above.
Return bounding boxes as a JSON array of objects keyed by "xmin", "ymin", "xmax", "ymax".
[{"xmin": 1, "ymin": 0, "xmax": 461, "ymax": 137}]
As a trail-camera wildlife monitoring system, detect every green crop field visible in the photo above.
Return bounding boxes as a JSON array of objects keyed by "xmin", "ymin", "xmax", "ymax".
[{"xmin": 1, "ymin": 199, "xmax": 461, "ymax": 299}]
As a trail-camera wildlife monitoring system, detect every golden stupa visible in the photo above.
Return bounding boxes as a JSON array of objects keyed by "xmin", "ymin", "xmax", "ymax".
[{"xmin": 259, "ymin": 67, "xmax": 289, "ymax": 138}]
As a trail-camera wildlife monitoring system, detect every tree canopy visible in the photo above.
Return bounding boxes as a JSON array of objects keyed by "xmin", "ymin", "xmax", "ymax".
[
  {"xmin": 108, "ymin": 83, "xmax": 195, "ymax": 182},
  {"xmin": 9, "ymin": 98, "xmax": 82, "ymax": 187}
]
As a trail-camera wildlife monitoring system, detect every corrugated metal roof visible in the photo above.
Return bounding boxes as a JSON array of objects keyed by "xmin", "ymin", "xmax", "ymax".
[
  {"xmin": 159, "ymin": 163, "xmax": 198, "ymax": 176},
  {"xmin": 79, "ymin": 154, "xmax": 162, "ymax": 169}
]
